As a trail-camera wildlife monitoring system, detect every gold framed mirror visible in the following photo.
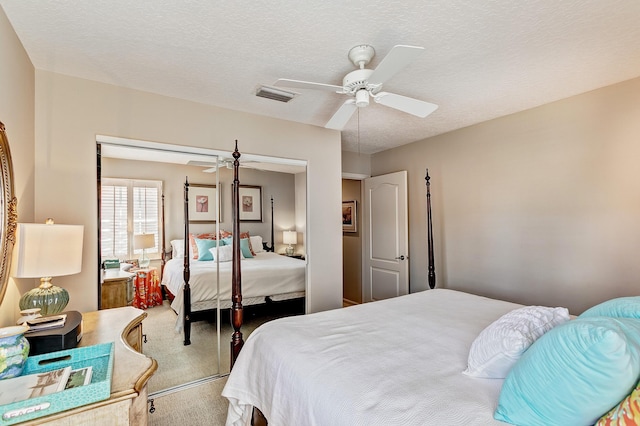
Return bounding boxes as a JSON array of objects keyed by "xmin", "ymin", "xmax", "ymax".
[{"xmin": 0, "ymin": 121, "xmax": 18, "ymax": 305}]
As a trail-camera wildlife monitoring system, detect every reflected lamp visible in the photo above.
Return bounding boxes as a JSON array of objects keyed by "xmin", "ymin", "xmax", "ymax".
[
  {"xmin": 12, "ymin": 219, "xmax": 84, "ymax": 315},
  {"xmin": 134, "ymin": 234, "xmax": 154, "ymax": 268},
  {"xmin": 283, "ymin": 230, "xmax": 297, "ymax": 256}
]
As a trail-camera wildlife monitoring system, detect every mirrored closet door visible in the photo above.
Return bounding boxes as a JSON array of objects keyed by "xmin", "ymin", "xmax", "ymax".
[
  {"xmin": 96, "ymin": 137, "xmax": 308, "ymax": 396},
  {"xmin": 97, "ymin": 139, "xmax": 224, "ymax": 395}
]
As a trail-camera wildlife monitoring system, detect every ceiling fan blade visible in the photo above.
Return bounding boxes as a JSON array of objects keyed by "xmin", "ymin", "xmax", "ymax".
[
  {"xmin": 367, "ymin": 45, "xmax": 425, "ymax": 87},
  {"xmin": 325, "ymin": 99, "xmax": 357, "ymax": 130},
  {"xmin": 374, "ymin": 92, "xmax": 438, "ymax": 118},
  {"xmin": 274, "ymin": 78, "xmax": 344, "ymax": 93}
]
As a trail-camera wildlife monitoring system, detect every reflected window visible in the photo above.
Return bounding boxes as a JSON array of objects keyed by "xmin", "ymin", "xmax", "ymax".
[{"xmin": 101, "ymin": 178, "xmax": 162, "ymax": 259}]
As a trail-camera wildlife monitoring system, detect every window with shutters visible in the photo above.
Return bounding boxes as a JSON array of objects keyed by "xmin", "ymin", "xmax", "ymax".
[{"xmin": 101, "ymin": 178, "xmax": 163, "ymax": 260}]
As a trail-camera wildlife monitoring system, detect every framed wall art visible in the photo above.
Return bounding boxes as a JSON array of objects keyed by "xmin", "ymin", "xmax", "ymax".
[
  {"xmin": 342, "ymin": 200, "xmax": 357, "ymax": 232},
  {"xmin": 238, "ymin": 185, "xmax": 262, "ymax": 222},
  {"xmin": 188, "ymin": 183, "xmax": 219, "ymax": 223}
]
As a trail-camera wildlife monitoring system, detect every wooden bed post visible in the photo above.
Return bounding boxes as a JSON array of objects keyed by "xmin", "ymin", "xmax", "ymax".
[
  {"xmin": 183, "ymin": 178, "xmax": 192, "ymax": 345},
  {"xmin": 269, "ymin": 196, "xmax": 274, "ymax": 252},
  {"xmin": 230, "ymin": 141, "xmax": 244, "ymax": 367},
  {"xmin": 426, "ymin": 169, "xmax": 436, "ymax": 289},
  {"xmin": 161, "ymin": 193, "xmax": 166, "ymax": 280}
]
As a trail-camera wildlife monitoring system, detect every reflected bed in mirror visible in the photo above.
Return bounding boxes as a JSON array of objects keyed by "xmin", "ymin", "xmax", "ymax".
[
  {"xmin": 97, "ymin": 136, "xmax": 308, "ymax": 394},
  {"xmin": 0, "ymin": 122, "xmax": 18, "ymax": 306}
]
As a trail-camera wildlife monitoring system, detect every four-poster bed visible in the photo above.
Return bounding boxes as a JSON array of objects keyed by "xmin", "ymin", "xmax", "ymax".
[
  {"xmin": 221, "ymin": 164, "xmax": 638, "ymax": 426},
  {"xmin": 168, "ymin": 142, "xmax": 305, "ymax": 346}
]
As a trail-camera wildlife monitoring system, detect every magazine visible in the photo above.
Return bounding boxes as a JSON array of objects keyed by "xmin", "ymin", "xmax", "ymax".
[
  {"xmin": 0, "ymin": 366, "xmax": 71, "ymax": 406},
  {"xmin": 65, "ymin": 367, "xmax": 93, "ymax": 389}
]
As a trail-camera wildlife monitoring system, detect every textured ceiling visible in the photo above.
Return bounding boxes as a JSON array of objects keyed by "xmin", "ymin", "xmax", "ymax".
[{"xmin": 2, "ymin": 1, "xmax": 640, "ymax": 154}]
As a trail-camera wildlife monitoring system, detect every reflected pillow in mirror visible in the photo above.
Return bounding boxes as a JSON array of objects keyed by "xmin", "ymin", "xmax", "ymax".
[
  {"xmin": 209, "ymin": 245, "xmax": 244, "ymax": 262},
  {"xmin": 195, "ymin": 237, "xmax": 222, "ymax": 261},
  {"xmin": 250, "ymin": 235, "xmax": 263, "ymax": 253}
]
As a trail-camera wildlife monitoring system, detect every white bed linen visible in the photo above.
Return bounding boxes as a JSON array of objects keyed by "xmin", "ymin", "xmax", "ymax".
[
  {"xmin": 161, "ymin": 252, "xmax": 305, "ymax": 332},
  {"xmin": 222, "ymin": 289, "xmax": 522, "ymax": 426}
]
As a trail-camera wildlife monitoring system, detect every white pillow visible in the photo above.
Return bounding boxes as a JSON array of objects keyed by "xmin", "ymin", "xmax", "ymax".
[
  {"xmin": 171, "ymin": 239, "xmax": 185, "ymax": 258},
  {"xmin": 250, "ymin": 235, "xmax": 263, "ymax": 253},
  {"xmin": 463, "ymin": 305, "xmax": 570, "ymax": 378},
  {"xmin": 209, "ymin": 245, "xmax": 245, "ymax": 262}
]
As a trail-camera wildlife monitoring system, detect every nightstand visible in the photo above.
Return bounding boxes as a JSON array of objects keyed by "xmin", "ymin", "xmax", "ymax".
[
  {"xmin": 131, "ymin": 267, "xmax": 162, "ymax": 309},
  {"xmin": 101, "ymin": 270, "xmax": 135, "ymax": 309},
  {"xmin": 19, "ymin": 307, "xmax": 157, "ymax": 425}
]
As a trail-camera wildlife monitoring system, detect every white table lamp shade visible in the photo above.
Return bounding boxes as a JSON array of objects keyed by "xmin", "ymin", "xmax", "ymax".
[
  {"xmin": 12, "ymin": 222, "xmax": 84, "ymax": 315},
  {"xmin": 283, "ymin": 231, "xmax": 297, "ymax": 256},
  {"xmin": 12, "ymin": 223, "xmax": 84, "ymax": 278},
  {"xmin": 134, "ymin": 234, "xmax": 155, "ymax": 250},
  {"xmin": 134, "ymin": 234, "xmax": 154, "ymax": 267},
  {"xmin": 283, "ymin": 231, "xmax": 297, "ymax": 245}
]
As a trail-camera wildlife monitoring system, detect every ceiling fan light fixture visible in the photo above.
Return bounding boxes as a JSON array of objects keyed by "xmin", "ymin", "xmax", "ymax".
[{"xmin": 355, "ymin": 89, "xmax": 369, "ymax": 107}]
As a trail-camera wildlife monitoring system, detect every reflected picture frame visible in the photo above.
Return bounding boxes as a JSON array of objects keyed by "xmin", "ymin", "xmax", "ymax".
[
  {"xmin": 238, "ymin": 185, "xmax": 262, "ymax": 222},
  {"xmin": 188, "ymin": 183, "xmax": 220, "ymax": 223},
  {"xmin": 342, "ymin": 200, "xmax": 356, "ymax": 233}
]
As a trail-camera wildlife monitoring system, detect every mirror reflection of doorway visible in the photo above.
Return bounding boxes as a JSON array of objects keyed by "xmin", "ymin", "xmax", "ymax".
[{"xmin": 96, "ymin": 136, "xmax": 307, "ymax": 397}]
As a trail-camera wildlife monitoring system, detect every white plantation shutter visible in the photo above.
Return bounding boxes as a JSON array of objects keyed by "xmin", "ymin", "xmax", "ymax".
[
  {"xmin": 101, "ymin": 178, "xmax": 162, "ymax": 260},
  {"xmin": 101, "ymin": 184, "xmax": 128, "ymax": 258}
]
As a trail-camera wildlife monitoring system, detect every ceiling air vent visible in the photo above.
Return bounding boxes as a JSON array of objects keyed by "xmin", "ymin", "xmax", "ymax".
[{"xmin": 255, "ymin": 85, "xmax": 298, "ymax": 103}]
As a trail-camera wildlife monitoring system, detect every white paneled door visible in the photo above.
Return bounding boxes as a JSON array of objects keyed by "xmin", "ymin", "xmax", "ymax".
[{"xmin": 363, "ymin": 171, "xmax": 409, "ymax": 302}]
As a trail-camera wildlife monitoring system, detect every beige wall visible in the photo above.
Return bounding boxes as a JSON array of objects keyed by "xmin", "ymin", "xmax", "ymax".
[
  {"xmin": 102, "ymin": 156, "xmax": 298, "ymax": 259},
  {"xmin": 372, "ymin": 76, "xmax": 640, "ymax": 314},
  {"xmin": 34, "ymin": 71, "xmax": 343, "ymax": 315},
  {"xmin": 342, "ymin": 179, "xmax": 362, "ymax": 304},
  {"xmin": 0, "ymin": 7, "xmax": 35, "ymax": 326},
  {"xmin": 342, "ymin": 150, "xmax": 371, "ymax": 177}
]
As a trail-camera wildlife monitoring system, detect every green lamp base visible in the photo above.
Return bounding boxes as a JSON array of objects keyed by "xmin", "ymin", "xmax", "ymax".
[{"xmin": 19, "ymin": 285, "xmax": 69, "ymax": 316}]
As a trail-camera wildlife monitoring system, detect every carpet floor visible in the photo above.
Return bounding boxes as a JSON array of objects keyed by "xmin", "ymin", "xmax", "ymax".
[
  {"xmin": 148, "ymin": 376, "xmax": 230, "ymax": 426},
  {"xmin": 141, "ymin": 298, "xmax": 304, "ymax": 425}
]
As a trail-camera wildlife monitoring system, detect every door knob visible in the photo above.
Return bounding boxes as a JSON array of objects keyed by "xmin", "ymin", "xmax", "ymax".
[{"xmin": 395, "ymin": 255, "xmax": 406, "ymax": 261}]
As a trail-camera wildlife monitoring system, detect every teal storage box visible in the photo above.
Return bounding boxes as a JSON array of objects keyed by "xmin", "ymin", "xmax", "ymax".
[
  {"xmin": 103, "ymin": 259, "xmax": 120, "ymax": 269},
  {"xmin": 0, "ymin": 342, "xmax": 114, "ymax": 425}
]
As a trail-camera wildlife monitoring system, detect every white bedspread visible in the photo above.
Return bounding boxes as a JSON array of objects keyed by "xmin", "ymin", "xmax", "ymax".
[
  {"xmin": 161, "ymin": 252, "xmax": 305, "ymax": 332},
  {"xmin": 222, "ymin": 289, "xmax": 522, "ymax": 426}
]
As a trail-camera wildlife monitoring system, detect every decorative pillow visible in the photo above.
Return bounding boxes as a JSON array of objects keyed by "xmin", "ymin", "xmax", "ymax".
[
  {"xmin": 495, "ymin": 317, "xmax": 640, "ymax": 426},
  {"xmin": 239, "ymin": 231, "xmax": 256, "ymax": 256},
  {"xmin": 464, "ymin": 305, "xmax": 570, "ymax": 378},
  {"xmin": 250, "ymin": 235, "xmax": 263, "ymax": 253},
  {"xmin": 218, "ymin": 229, "xmax": 233, "ymax": 239},
  {"xmin": 581, "ymin": 296, "xmax": 640, "ymax": 320},
  {"xmin": 171, "ymin": 239, "xmax": 186, "ymax": 258},
  {"xmin": 221, "ymin": 237, "xmax": 254, "ymax": 258},
  {"xmin": 189, "ymin": 233, "xmax": 218, "ymax": 259},
  {"xmin": 194, "ymin": 237, "xmax": 222, "ymax": 261},
  {"xmin": 240, "ymin": 239, "xmax": 254, "ymax": 258},
  {"xmin": 208, "ymin": 245, "xmax": 244, "ymax": 262},
  {"xmin": 596, "ymin": 379, "xmax": 640, "ymax": 425}
]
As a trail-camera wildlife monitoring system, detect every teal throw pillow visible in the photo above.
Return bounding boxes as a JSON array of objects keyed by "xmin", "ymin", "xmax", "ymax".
[
  {"xmin": 495, "ymin": 317, "xmax": 640, "ymax": 426},
  {"xmin": 221, "ymin": 237, "xmax": 253, "ymax": 258},
  {"xmin": 194, "ymin": 237, "xmax": 221, "ymax": 261},
  {"xmin": 580, "ymin": 296, "xmax": 640, "ymax": 320},
  {"xmin": 240, "ymin": 238, "xmax": 253, "ymax": 258}
]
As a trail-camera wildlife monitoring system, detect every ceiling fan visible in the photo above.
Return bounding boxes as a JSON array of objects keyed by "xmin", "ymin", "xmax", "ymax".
[{"xmin": 274, "ymin": 44, "xmax": 438, "ymax": 130}]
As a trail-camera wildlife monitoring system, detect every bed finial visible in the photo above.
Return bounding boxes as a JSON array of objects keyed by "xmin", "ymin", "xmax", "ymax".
[
  {"xmin": 233, "ymin": 140, "xmax": 240, "ymax": 161},
  {"xmin": 426, "ymin": 168, "xmax": 436, "ymax": 289}
]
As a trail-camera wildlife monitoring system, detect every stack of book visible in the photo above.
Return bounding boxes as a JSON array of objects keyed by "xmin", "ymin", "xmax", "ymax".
[{"xmin": 24, "ymin": 314, "xmax": 67, "ymax": 333}]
